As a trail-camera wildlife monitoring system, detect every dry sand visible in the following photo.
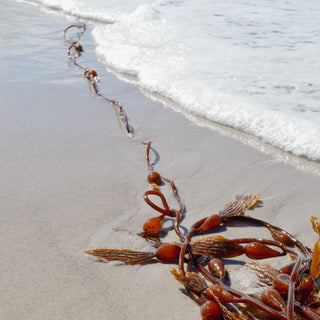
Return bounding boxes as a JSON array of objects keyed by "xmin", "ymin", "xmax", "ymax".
[{"xmin": 1, "ymin": 1, "xmax": 320, "ymax": 319}]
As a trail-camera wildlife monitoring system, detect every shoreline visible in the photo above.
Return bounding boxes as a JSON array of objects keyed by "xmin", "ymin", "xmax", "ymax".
[
  {"xmin": 1, "ymin": 1, "xmax": 320, "ymax": 320},
  {"xmin": 21, "ymin": 0, "xmax": 320, "ymax": 168}
]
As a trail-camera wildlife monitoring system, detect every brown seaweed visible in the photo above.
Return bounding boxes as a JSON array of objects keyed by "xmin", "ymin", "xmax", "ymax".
[
  {"xmin": 63, "ymin": 24, "xmax": 133, "ymax": 135},
  {"xmin": 63, "ymin": 24, "xmax": 320, "ymax": 320}
]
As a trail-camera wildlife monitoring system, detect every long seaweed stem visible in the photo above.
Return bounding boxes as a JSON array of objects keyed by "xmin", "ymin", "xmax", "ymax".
[
  {"xmin": 66, "ymin": 23, "xmax": 319, "ymax": 320},
  {"xmin": 64, "ymin": 24, "xmax": 133, "ymax": 136}
]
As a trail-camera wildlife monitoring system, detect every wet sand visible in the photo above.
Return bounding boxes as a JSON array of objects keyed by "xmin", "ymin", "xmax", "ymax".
[{"xmin": 1, "ymin": 1, "xmax": 320, "ymax": 319}]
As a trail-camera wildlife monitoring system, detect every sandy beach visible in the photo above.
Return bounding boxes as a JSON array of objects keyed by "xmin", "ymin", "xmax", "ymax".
[{"xmin": 1, "ymin": 1, "xmax": 320, "ymax": 319}]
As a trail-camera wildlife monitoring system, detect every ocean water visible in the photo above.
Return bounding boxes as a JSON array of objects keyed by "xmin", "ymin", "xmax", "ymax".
[{"xmin": 23, "ymin": 0, "xmax": 320, "ymax": 161}]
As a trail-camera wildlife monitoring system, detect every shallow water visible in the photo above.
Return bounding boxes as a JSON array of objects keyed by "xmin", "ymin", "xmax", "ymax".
[{"xmin": 21, "ymin": 0, "xmax": 320, "ymax": 161}]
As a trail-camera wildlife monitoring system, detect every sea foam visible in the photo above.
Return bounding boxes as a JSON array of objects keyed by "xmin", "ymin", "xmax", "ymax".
[{"xmin": 25, "ymin": 0, "xmax": 320, "ymax": 161}]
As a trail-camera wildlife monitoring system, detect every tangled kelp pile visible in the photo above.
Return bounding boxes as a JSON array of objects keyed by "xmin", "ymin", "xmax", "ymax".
[
  {"xmin": 63, "ymin": 24, "xmax": 320, "ymax": 319},
  {"xmin": 85, "ymin": 143, "xmax": 320, "ymax": 320}
]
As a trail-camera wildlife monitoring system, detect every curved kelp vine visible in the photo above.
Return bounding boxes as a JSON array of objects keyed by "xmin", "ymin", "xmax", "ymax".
[{"xmin": 64, "ymin": 24, "xmax": 320, "ymax": 320}]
